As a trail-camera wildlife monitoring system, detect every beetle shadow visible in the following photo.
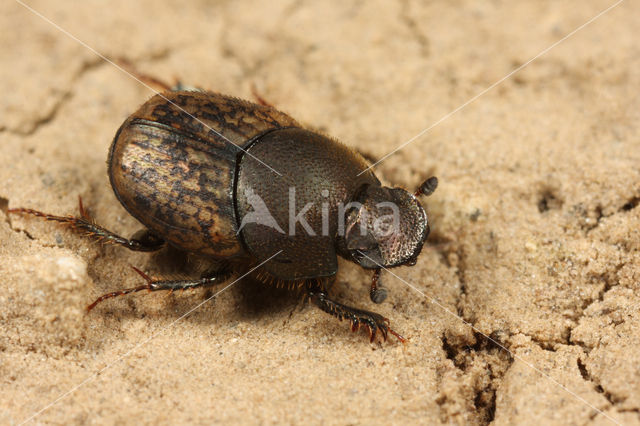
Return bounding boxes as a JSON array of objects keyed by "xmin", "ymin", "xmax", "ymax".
[
  {"xmin": 232, "ymin": 277, "xmax": 302, "ymax": 320},
  {"xmin": 85, "ymin": 244, "xmax": 305, "ymax": 330}
]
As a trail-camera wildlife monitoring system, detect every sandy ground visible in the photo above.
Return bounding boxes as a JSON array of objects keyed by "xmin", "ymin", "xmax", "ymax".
[{"xmin": 1, "ymin": 0, "xmax": 639, "ymax": 424}]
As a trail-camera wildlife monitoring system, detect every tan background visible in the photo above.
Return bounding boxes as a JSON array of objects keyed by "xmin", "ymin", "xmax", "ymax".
[{"xmin": 1, "ymin": 0, "xmax": 639, "ymax": 424}]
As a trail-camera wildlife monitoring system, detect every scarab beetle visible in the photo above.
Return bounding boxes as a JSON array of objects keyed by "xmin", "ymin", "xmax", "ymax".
[{"xmin": 10, "ymin": 87, "xmax": 437, "ymax": 342}]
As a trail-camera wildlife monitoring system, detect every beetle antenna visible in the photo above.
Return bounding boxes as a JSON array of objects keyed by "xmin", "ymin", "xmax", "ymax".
[
  {"xmin": 369, "ymin": 268, "xmax": 388, "ymax": 304},
  {"xmin": 415, "ymin": 176, "xmax": 438, "ymax": 198}
]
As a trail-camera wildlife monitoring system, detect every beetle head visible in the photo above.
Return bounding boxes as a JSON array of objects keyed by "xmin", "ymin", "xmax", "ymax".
[{"xmin": 345, "ymin": 177, "xmax": 437, "ymax": 269}]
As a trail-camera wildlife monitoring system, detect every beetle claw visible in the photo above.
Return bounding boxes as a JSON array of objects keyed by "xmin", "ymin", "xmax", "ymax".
[
  {"xmin": 361, "ymin": 315, "xmax": 399, "ymax": 343},
  {"xmin": 387, "ymin": 327, "xmax": 406, "ymax": 344},
  {"xmin": 130, "ymin": 265, "xmax": 153, "ymax": 284},
  {"xmin": 379, "ymin": 324, "xmax": 388, "ymax": 341}
]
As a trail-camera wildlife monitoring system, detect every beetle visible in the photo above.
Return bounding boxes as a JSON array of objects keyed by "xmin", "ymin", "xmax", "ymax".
[{"xmin": 9, "ymin": 86, "xmax": 437, "ymax": 342}]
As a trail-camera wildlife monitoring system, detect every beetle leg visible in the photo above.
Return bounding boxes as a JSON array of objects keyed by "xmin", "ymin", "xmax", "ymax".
[
  {"xmin": 8, "ymin": 196, "xmax": 165, "ymax": 252},
  {"xmin": 114, "ymin": 57, "xmax": 203, "ymax": 92},
  {"xmin": 250, "ymin": 83, "xmax": 275, "ymax": 108},
  {"xmin": 87, "ymin": 266, "xmax": 231, "ymax": 311},
  {"xmin": 114, "ymin": 57, "xmax": 174, "ymax": 92},
  {"xmin": 307, "ymin": 290, "xmax": 405, "ymax": 343}
]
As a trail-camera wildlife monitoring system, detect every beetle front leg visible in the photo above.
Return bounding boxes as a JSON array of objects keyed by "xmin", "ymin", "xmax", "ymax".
[
  {"xmin": 307, "ymin": 290, "xmax": 405, "ymax": 343},
  {"xmin": 87, "ymin": 266, "xmax": 231, "ymax": 311},
  {"xmin": 8, "ymin": 196, "xmax": 165, "ymax": 252}
]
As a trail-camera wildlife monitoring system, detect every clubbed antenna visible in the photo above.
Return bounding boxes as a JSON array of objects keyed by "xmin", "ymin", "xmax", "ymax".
[
  {"xmin": 369, "ymin": 268, "xmax": 388, "ymax": 304},
  {"xmin": 415, "ymin": 176, "xmax": 438, "ymax": 197}
]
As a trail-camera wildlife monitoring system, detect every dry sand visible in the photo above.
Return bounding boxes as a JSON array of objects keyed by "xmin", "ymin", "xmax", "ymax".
[{"xmin": 1, "ymin": 1, "xmax": 639, "ymax": 424}]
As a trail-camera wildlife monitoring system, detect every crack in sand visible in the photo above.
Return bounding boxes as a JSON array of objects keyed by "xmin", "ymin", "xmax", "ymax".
[
  {"xmin": 3, "ymin": 199, "xmax": 38, "ymax": 242},
  {"xmin": 399, "ymin": 0, "xmax": 430, "ymax": 58},
  {"xmin": 454, "ymin": 245, "xmax": 469, "ymax": 320},
  {"xmin": 433, "ymin": 234, "xmax": 514, "ymax": 425},
  {"xmin": 218, "ymin": 11, "xmax": 271, "ymax": 82},
  {"xmin": 570, "ymin": 261, "xmax": 626, "ymax": 341},
  {"xmin": 8, "ymin": 90, "xmax": 74, "ymax": 137},
  {"xmin": 577, "ymin": 357, "xmax": 618, "ymax": 408},
  {"xmin": 576, "ymin": 192, "xmax": 640, "ymax": 235},
  {"xmin": 439, "ymin": 332, "xmax": 514, "ymax": 425},
  {"xmin": 6, "ymin": 47, "xmax": 173, "ymax": 137},
  {"xmin": 6, "ymin": 58, "xmax": 102, "ymax": 136},
  {"xmin": 563, "ymin": 260, "xmax": 631, "ymax": 413},
  {"xmin": 431, "ymin": 206, "xmax": 637, "ymax": 421}
]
